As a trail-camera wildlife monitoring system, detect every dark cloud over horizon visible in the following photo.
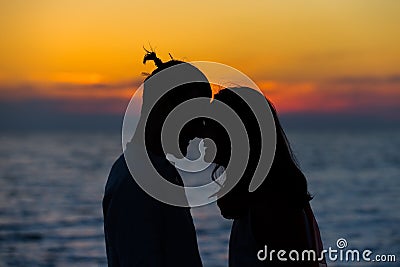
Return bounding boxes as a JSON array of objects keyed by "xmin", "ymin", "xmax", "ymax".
[
  {"xmin": 1, "ymin": 73, "xmax": 399, "ymax": 132},
  {"xmin": 1, "ymin": 97, "xmax": 398, "ymax": 133}
]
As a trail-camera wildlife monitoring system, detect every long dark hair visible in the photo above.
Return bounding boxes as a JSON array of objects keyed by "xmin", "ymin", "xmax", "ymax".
[{"xmin": 211, "ymin": 87, "xmax": 312, "ymax": 219}]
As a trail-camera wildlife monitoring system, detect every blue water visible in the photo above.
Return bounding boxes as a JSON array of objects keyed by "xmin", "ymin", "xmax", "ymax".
[{"xmin": 0, "ymin": 130, "xmax": 399, "ymax": 266}]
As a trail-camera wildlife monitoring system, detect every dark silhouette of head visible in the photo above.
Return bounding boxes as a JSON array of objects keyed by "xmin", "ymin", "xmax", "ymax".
[
  {"xmin": 211, "ymin": 87, "xmax": 312, "ymax": 218},
  {"xmin": 135, "ymin": 52, "xmax": 212, "ymax": 157}
]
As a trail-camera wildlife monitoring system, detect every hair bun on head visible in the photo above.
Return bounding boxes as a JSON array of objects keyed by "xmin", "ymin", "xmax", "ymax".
[
  {"xmin": 140, "ymin": 49, "xmax": 212, "ymax": 115},
  {"xmin": 142, "ymin": 47, "xmax": 187, "ymax": 79}
]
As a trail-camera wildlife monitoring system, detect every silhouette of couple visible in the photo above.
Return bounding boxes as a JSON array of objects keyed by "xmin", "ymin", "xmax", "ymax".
[{"xmin": 103, "ymin": 53, "xmax": 327, "ymax": 267}]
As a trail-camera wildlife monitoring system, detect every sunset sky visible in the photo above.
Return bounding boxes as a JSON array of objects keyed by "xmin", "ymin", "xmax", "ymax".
[{"xmin": 1, "ymin": 0, "xmax": 399, "ymax": 129}]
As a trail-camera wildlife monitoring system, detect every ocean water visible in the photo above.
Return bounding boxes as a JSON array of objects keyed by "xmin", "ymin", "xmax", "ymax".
[{"xmin": 0, "ymin": 130, "xmax": 399, "ymax": 266}]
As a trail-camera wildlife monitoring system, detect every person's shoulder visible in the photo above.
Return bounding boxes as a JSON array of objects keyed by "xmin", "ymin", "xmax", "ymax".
[{"xmin": 105, "ymin": 154, "xmax": 130, "ymax": 195}]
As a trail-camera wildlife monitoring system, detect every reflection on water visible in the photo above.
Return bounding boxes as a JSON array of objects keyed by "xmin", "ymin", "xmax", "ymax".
[
  {"xmin": 0, "ymin": 133, "xmax": 116, "ymax": 267},
  {"xmin": 0, "ymin": 131, "xmax": 399, "ymax": 266}
]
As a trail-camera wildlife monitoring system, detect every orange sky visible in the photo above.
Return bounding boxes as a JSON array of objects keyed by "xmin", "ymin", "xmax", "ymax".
[{"xmin": 1, "ymin": 0, "xmax": 399, "ymax": 116}]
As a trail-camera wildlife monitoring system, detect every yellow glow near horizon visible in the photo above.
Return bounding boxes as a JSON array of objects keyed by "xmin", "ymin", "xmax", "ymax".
[{"xmin": 1, "ymin": 0, "xmax": 399, "ymax": 114}]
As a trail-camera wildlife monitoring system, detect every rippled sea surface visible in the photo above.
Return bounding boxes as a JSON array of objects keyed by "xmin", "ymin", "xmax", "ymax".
[{"xmin": 0, "ymin": 130, "xmax": 399, "ymax": 266}]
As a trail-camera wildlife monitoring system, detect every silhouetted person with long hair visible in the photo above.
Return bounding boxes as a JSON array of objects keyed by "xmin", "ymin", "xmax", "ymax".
[
  {"xmin": 103, "ymin": 52, "xmax": 212, "ymax": 266},
  {"xmin": 211, "ymin": 87, "xmax": 326, "ymax": 267}
]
